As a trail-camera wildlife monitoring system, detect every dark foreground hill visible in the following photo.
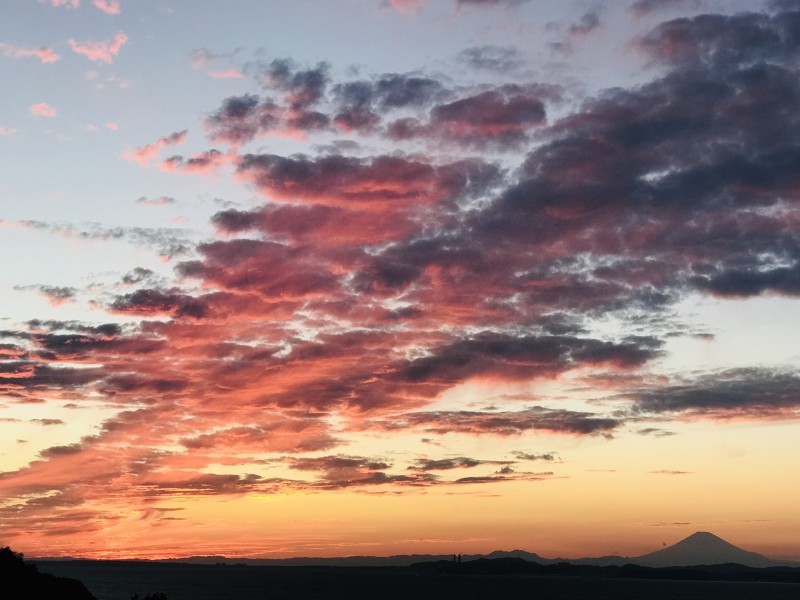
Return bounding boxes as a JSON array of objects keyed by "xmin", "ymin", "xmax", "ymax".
[{"xmin": 1, "ymin": 546, "xmax": 94, "ymax": 600}]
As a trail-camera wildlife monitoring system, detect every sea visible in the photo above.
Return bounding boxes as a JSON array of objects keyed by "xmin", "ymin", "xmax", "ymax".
[{"xmin": 35, "ymin": 560, "xmax": 800, "ymax": 600}]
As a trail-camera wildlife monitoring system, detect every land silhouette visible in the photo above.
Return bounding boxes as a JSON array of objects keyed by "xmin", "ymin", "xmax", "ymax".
[
  {"xmin": 26, "ymin": 532, "xmax": 800, "ymax": 600},
  {"xmin": 110, "ymin": 530, "xmax": 790, "ymax": 568},
  {"xmin": 1, "ymin": 546, "xmax": 94, "ymax": 600}
]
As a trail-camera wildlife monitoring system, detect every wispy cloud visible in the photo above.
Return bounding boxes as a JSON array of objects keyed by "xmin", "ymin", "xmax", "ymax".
[
  {"xmin": 121, "ymin": 130, "xmax": 188, "ymax": 166},
  {"xmin": 0, "ymin": 42, "xmax": 60, "ymax": 64}
]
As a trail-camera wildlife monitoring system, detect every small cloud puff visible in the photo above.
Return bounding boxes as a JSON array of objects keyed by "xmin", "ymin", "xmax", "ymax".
[{"xmin": 29, "ymin": 103, "xmax": 57, "ymax": 117}]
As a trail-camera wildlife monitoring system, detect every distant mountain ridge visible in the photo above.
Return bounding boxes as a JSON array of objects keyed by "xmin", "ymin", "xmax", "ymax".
[{"xmin": 34, "ymin": 532, "xmax": 796, "ymax": 569}]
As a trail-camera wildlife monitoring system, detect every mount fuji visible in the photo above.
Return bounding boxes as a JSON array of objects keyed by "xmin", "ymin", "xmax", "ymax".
[{"xmin": 631, "ymin": 531, "xmax": 781, "ymax": 568}]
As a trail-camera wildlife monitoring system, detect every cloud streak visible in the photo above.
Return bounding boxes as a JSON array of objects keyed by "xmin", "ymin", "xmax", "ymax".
[{"xmin": 0, "ymin": 42, "xmax": 60, "ymax": 64}]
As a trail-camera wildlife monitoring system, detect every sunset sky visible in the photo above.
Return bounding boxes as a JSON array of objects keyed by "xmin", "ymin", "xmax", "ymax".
[{"xmin": 2, "ymin": 0, "xmax": 800, "ymax": 562}]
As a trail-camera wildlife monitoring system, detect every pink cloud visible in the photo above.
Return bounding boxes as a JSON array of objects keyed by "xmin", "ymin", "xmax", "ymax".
[
  {"xmin": 93, "ymin": 0, "xmax": 120, "ymax": 14},
  {"xmin": 388, "ymin": 0, "xmax": 424, "ymax": 13},
  {"xmin": 29, "ymin": 103, "xmax": 57, "ymax": 117},
  {"xmin": 0, "ymin": 42, "xmax": 61, "ymax": 64},
  {"xmin": 121, "ymin": 129, "xmax": 188, "ymax": 166},
  {"xmin": 105, "ymin": 121, "xmax": 119, "ymax": 131},
  {"xmin": 0, "ymin": 125, "xmax": 18, "ymax": 136},
  {"xmin": 41, "ymin": 0, "xmax": 79, "ymax": 7},
  {"xmin": 68, "ymin": 32, "xmax": 128, "ymax": 64},
  {"xmin": 208, "ymin": 69, "xmax": 245, "ymax": 80}
]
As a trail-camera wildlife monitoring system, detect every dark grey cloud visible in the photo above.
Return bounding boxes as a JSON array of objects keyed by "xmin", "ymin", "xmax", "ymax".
[
  {"xmin": 457, "ymin": 45, "xmax": 524, "ymax": 72},
  {"xmin": 770, "ymin": 0, "xmax": 800, "ymax": 10},
  {"xmin": 30, "ymin": 418, "xmax": 64, "ymax": 426},
  {"xmin": 636, "ymin": 428, "xmax": 677, "ymax": 437},
  {"xmin": 569, "ymin": 11, "xmax": 601, "ymax": 36},
  {"xmin": 388, "ymin": 85, "xmax": 552, "ymax": 148},
  {"xmin": 512, "ymin": 451, "xmax": 561, "ymax": 461},
  {"xmin": 396, "ymin": 333, "xmax": 663, "ymax": 385},
  {"xmin": 121, "ymin": 267, "xmax": 155, "ymax": 285},
  {"xmin": 288, "ymin": 455, "xmax": 391, "ymax": 473},
  {"xmin": 637, "ymin": 10, "xmax": 800, "ymax": 70},
  {"xmin": 14, "ymin": 220, "xmax": 193, "ymax": 258},
  {"xmin": 332, "ymin": 80, "xmax": 380, "ymax": 132},
  {"xmin": 629, "ymin": 0, "xmax": 701, "ymax": 18},
  {"xmin": 138, "ymin": 473, "xmax": 264, "ymax": 497},
  {"xmin": 257, "ymin": 58, "xmax": 330, "ymax": 110},
  {"xmin": 0, "ymin": 361, "xmax": 104, "ymax": 392},
  {"xmin": 374, "ymin": 406, "xmax": 621, "ymax": 436},
  {"xmin": 693, "ymin": 262, "xmax": 800, "ymax": 298},
  {"xmin": 205, "ymin": 94, "xmax": 285, "ymax": 144},
  {"xmin": 14, "ymin": 285, "xmax": 76, "ymax": 304},
  {"xmin": 374, "ymin": 74, "xmax": 444, "ymax": 108},
  {"xmin": 109, "ymin": 288, "xmax": 209, "ymax": 319},
  {"xmin": 408, "ymin": 456, "xmax": 512, "ymax": 471},
  {"xmin": 39, "ymin": 443, "xmax": 84, "ymax": 458},
  {"xmin": 631, "ymin": 368, "xmax": 800, "ymax": 418},
  {"xmin": 26, "ymin": 320, "xmax": 123, "ymax": 337}
]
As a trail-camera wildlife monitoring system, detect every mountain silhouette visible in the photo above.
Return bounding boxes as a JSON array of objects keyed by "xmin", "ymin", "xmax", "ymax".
[
  {"xmin": 38, "ymin": 531, "xmax": 793, "ymax": 570},
  {"xmin": 632, "ymin": 531, "xmax": 779, "ymax": 568}
]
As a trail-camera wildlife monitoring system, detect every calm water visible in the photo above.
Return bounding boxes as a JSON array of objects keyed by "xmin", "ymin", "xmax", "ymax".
[{"xmin": 36, "ymin": 561, "xmax": 800, "ymax": 600}]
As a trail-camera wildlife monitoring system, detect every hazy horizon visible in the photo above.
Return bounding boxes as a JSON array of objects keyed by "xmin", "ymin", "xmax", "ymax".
[
  {"xmin": 2, "ymin": 0, "xmax": 799, "ymax": 563},
  {"xmin": 24, "ymin": 530, "xmax": 798, "ymax": 565}
]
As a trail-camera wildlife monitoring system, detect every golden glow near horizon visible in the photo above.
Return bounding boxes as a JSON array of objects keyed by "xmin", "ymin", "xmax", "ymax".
[{"xmin": 2, "ymin": 0, "xmax": 800, "ymax": 564}]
